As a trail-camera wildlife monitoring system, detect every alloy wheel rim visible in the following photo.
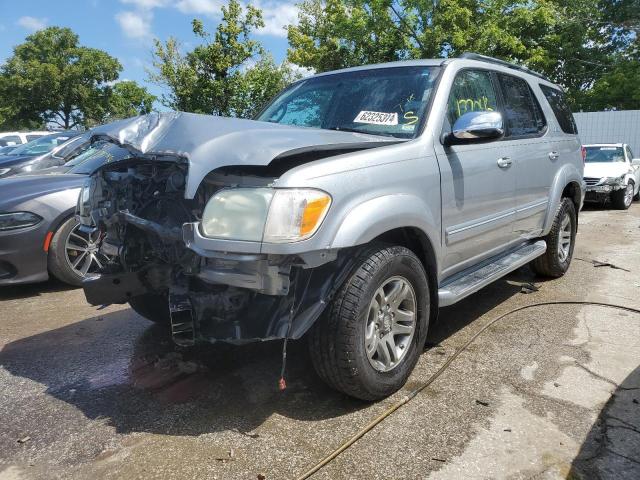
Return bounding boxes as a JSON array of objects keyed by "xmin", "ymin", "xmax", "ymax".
[
  {"xmin": 64, "ymin": 224, "xmax": 110, "ymax": 278},
  {"xmin": 365, "ymin": 276, "xmax": 417, "ymax": 373},
  {"xmin": 558, "ymin": 212, "xmax": 572, "ymax": 263},
  {"xmin": 624, "ymin": 183, "xmax": 633, "ymax": 206}
]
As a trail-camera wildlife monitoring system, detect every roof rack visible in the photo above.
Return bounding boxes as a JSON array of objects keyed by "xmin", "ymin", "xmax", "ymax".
[{"xmin": 459, "ymin": 52, "xmax": 551, "ymax": 82}]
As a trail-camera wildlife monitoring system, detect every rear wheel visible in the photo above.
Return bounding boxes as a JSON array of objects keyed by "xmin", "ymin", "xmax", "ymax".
[
  {"xmin": 530, "ymin": 197, "xmax": 576, "ymax": 278},
  {"xmin": 128, "ymin": 293, "xmax": 171, "ymax": 325},
  {"xmin": 611, "ymin": 181, "xmax": 634, "ymax": 210},
  {"xmin": 48, "ymin": 217, "xmax": 110, "ymax": 286},
  {"xmin": 309, "ymin": 245, "xmax": 430, "ymax": 401}
]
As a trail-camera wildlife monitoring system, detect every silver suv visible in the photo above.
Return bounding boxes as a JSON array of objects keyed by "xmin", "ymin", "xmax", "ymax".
[{"xmin": 79, "ymin": 53, "xmax": 585, "ymax": 400}]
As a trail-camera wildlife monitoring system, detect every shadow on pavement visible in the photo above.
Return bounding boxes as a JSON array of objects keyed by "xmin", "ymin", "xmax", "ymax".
[
  {"xmin": 0, "ymin": 278, "xmax": 77, "ymax": 301},
  {"xmin": 0, "ymin": 307, "xmax": 364, "ymax": 439},
  {"xmin": 427, "ymin": 266, "xmax": 532, "ymax": 347},
  {"xmin": 569, "ymin": 364, "xmax": 640, "ymax": 479},
  {"xmin": 0, "ymin": 267, "xmax": 531, "ymax": 441}
]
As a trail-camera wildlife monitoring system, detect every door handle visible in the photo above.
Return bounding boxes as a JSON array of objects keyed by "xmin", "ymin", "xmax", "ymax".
[
  {"xmin": 497, "ymin": 157, "xmax": 512, "ymax": 168},
  {"xmin": 549, "ymin": 151, "xmax": 560, "ymax": 160}
]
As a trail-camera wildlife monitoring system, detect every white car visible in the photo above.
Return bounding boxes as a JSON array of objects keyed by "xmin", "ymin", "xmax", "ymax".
[
  {"xmin": 0, "ymin": 131, "xmax": 50, "ymax": 147},
  {"xmin": 583, "ymin": 143, "xmax": 640, "ymax": 209}
]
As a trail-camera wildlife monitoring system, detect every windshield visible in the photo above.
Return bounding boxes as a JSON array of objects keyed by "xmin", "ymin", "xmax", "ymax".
[
  {"xmin": 67, "ymin": 140, "xmax": 133, "ymax": 175},
  {"xmin": 585, "ymin": 146, "xmax": 625, "ymax": 163},
  {"xmin": 257, "ymin": 66, "xmax": 441, "ymax": 139},
  {"xmin": 10, "ymin": 132, "xmax": 76, "ymax": 156}
]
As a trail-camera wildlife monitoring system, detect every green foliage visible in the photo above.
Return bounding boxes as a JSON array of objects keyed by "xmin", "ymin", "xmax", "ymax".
[
  {"xmin": 287, "ymin": 0, "xmax": 640, "ymax": 110},
  {"xmin": 97, "ymin": 81, "xmax": 157, "ymax": 126},
  {"xmin": 150, "ymin": 0, "xmax": 299, "ymax": 118},
  {"xmin": 0, "ymin": 27, "xmax": 119, "ymax": 129},
  {"xmin": 0, "ymin": 26, "xmax": 155, "ymax": 130}
]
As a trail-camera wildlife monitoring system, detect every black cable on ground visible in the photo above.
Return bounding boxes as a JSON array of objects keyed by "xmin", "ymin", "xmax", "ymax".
[{"xmin": 295, "ymin": 300, "xmax": 640, "ymax": 480}]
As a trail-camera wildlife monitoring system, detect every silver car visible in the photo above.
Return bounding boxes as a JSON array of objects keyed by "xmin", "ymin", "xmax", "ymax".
[{"xmin": 78, "ymin": 53, "xmax": 584, "ymax": 400}]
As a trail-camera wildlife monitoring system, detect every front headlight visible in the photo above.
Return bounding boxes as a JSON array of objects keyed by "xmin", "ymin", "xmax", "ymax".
[
  {"xmin": 201, "ymin": 188, "xmax": 331, "ymax": 243},
  {"xmin": 603, "ymin": 174, "xmax": 625, "ymax": 186},
  {"xmin": 0, "ymin": 212, "xmax": 43, "ymax": 231}
]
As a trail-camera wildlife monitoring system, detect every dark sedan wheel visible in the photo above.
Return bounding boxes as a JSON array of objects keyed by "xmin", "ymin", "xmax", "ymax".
[{"xmin": 48, "ymin": 217, "xmax": 110, "ymax": 286}]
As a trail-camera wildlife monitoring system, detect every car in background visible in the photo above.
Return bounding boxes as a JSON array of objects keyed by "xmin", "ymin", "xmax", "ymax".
[
  {"xmin": 0, "ymin": 141, "xmax": 116, "ymax": 287},
  {"xmin": 0, "ymin": 131, "xmax": 50, "ymax": 146},
  {"xmin": 0, "ymin": 131, "xmax": 87, "ymax": 179},
  {"xmin": 583, "ymin": 143, "xmax": 640, "ymax": 209}
]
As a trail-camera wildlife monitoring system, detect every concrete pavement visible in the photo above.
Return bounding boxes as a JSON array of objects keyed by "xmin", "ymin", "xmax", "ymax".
[{"xmin": 1, "ymin": 204, "xmax": 639, "ymax": 479}]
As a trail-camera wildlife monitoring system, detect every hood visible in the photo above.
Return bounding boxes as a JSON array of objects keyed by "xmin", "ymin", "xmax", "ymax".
[
  {"xmin": 89, "ymin": 111, "xmax": 400, "ymax": 198},
  {"xmin": 0, "ymin": 173, "xmax": 84, "ymax": 208},
  {"xmin": 584, "ymin": 162, "xmax": 630, "ymax": 179}
]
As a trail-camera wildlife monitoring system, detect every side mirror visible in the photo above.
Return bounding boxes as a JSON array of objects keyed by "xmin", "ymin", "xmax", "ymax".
[
  {"xmin": 446, "ymin": 111, "xmax": 504, "ymax": 145},
  {"xmin": 631, "ymin": 158, "xmax": 640, "ymax": 167}
]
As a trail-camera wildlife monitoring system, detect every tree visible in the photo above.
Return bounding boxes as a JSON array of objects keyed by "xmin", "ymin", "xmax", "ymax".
[
  {"xmin": 149, "ymin": 0, "xmax": 299, "ymax": 118},
  {"xmin": 0, "ymin": 27, "xmax": 122, "ymax": 129},
  {"xmin": 286, "ymin": 1, "xmax": 639, "ymax": 110},
  {"xmin": 92, "ymin": 81, "xmax": 156, "ymax": 125}
]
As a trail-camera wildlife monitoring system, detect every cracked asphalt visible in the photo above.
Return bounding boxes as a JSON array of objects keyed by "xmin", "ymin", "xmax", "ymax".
[{"xmin": 1, "ymin": 204, "xmax": 639, "ymax": 480}]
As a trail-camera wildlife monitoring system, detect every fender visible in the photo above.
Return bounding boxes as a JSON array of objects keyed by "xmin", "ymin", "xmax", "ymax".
[
  {"xmin": 330, "ymin": 193, "xmax": 441, "ymax": 265},
  {"xmin": 542, "ymin": 163, "xmax": 584, "ymax": 235}
]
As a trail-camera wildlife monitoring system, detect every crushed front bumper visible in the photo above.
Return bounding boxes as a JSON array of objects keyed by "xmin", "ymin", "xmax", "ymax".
[{"xmin": 83, "ymin": 247, "xmax": 355, "ymax": 344}]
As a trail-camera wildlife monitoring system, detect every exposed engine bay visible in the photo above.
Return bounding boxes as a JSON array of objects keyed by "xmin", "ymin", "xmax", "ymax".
[{"xmin": 78, "ymin": 156, "xmax": 355, "ymax": 346}]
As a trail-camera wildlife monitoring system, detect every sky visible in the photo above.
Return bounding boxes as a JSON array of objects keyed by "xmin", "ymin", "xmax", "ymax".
[{"xmin": 0, "ymin": 0, "xmax": 299, "ymax": 102}]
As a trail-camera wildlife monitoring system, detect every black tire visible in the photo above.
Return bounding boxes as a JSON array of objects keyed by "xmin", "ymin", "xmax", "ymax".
[
  {"xmin": 530, "ymin": 197, "xmax": 577, "ymax": 278},
  {"xmin": 48, "ymin": 217, "xmax": 105, "ymax": 286},
  {"xmin": 611, "ymin": 181, "xmax": 634, "ymax": 210},
  {"xmin": 309, "ymin": 245, "xmax": 430, "ymax": 401},
  {"xmin": 128, "ymin": 293, "xmax": 171, "ymax": 325}
]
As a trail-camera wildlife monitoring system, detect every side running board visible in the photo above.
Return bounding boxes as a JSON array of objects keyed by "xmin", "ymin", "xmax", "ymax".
[{"xmin": 438, "ymin": 240, "xmax": 547, "ymax": 307}]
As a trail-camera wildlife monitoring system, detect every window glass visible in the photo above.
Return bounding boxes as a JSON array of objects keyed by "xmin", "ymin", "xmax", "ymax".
[
  {"xmin": 26, "ymin": 134, "xmax": 45, "ymax": 142},
  {"xmin": 68, "ymin": 141, "xmax": 133, "ymax": 174},
  {"xmin": 585, "ymin": 146, "xmax": 625, "ymax": 163},
  {"xmin": 51, "ymin": 136, "xmax": 88, "ymax": 159},
  {"xmin": 258, "ymin": 66, "xmax": 441, "ymax": 139},
  {"xmin": 539, "ymin": 85, "xmax": 577, "ymax": 134},
  {"xmin": 498, "ymin": 74, "xmax": 546, "ymax": 137},
  {"xmin": 0, "ymin": 135, "xmax": 22, "ymax": 146},
  {"xmin": 10, "ymin": 132, "xmax": 75, "ymax": 156},
  {"xmin": 265, "ymin": 84, "xmax": 334, "ymax": 128},
  {"xmin": 446, "ymin": 70, "xmax": 498, "ymax": 125}
]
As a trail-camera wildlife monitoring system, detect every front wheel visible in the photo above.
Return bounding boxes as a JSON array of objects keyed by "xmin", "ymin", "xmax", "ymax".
[
  {"xmin": 611, "ymin": 181, "xmax": 634, "ymax": 210},
  {"xmin": 48, "ymin": 217, "xmax": 111, "ymax": 286},
  {"xmin": 530, "ymin": 197, "xmax": 577, "ymax": 278},
  {"xmin": 309, "ymin": 245, "xmax": 430, "ymax": 401}
]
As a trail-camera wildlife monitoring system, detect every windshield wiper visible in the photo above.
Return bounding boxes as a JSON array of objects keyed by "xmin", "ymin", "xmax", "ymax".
[{"xmin": 325, "ymin": 127, "xmax": 400, "ymax": 139}]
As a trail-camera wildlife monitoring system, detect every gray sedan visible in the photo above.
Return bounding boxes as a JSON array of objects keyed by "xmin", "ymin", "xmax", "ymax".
[{"xmin": 0, "ymin": 141, "xmax": 123, "ymax": 286}]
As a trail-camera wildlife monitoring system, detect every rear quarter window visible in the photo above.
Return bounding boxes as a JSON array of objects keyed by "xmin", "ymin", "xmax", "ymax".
[
  {"xmin": 497, "ymin": 73, "xmax": 546, "ymax": 138},
  {"xmin": 539, "ymin": 85, "xmax": 578, "ymax": 134}
]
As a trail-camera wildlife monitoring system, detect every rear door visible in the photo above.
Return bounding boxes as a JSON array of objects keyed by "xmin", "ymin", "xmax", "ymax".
[
  {"xmin": 434, "ymin": 68, "xmax": 518, "ymax": 278},
  {"xmin": 496, "ymin": 74, "xmax": 552, "ymax": 238}
]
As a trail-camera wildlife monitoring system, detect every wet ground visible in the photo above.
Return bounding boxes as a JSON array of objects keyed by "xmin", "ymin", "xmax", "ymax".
[{"xmin": 1, "ymin": 204, "xmax": 639, "ymax": 480}]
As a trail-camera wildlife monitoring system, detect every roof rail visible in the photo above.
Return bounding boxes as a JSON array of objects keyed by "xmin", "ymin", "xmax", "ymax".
[{"xmin": 459, "ymin": 52, "xmax": 551, "ymax": 82}]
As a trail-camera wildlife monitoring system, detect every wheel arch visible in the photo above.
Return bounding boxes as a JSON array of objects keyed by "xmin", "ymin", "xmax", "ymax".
[
  {"xmin": 543, "ymin": 166, "xmax": 584, "ymax": 235},
  {"xmin": 372, "ymin": 226, "xmax": 440, "ymax": 323},
  {"xmin": 45, "ymin": 207, "xmax": 77, "ymax": 254}
]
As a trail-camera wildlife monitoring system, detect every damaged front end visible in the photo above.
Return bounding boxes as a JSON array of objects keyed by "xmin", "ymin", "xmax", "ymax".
[
  {"xmin": 76, "ymin": 112, "xmax": 399, "ymax": 345},
  {"xmin": 78, "ymin": 157, "xmax": 357, "ymax": 346}
]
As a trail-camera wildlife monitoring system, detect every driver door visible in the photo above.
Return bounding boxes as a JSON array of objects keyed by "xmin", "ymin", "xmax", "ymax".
[{"xmin": 434, "ymin": 69, "xmax": 518, "ymax": 278}]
